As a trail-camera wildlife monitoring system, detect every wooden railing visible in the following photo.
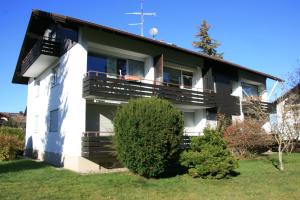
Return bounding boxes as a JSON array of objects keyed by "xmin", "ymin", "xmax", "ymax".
[
  {"xmin": 81, "ymin": 132, "xmax": 195, "ymax": 167},
  {"xmin": 83, "ymin": 71, "xmax": 216, "ymax": 107},
  {"xmin": 81, "ymin": 132, "xmax": 120, "ymax": 168},
  {"xmin": 242, "ymin": 98, "xmax": 274, "ymax": 113},
  {"xmin": 21, "ymin": 37, "xmax": 61, "ymax": 75}
]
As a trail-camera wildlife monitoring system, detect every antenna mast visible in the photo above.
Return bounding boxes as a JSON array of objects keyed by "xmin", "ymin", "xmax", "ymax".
[{"xmin": 125, "ymin": 0, "xmax": 156, "ymax": 36}]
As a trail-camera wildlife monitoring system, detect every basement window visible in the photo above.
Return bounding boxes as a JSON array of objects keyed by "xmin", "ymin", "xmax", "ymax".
[{"xmin": 49, "ymin": 109, "xmax": 59, "ymax": 132}]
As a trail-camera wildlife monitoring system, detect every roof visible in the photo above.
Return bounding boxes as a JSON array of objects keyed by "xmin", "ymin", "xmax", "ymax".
[
  {"xmin": 12, "ymin": 9, "xmax": 284, "ymax": 84},
  {"xmin": 274, "ymin": 83, "xmax": 300, "ymax": 104}
]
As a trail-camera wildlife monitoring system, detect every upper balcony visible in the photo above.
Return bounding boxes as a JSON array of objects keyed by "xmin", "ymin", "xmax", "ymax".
[
  {"xmin": 21, "ymin": 37, "xmax": 61, "ymax": 77},
  {"xmin": 83, "ymin": 71, "xmax": 216, "ymax": 107}
]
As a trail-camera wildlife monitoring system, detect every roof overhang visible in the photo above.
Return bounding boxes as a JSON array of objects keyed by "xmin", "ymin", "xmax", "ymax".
[{"xmin": 12, "ymin": 9, "xmax": 283, "ymax": 84}]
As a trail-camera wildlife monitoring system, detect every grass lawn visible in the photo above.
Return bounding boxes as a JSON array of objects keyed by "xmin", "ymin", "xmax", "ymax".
[{"xmin": 1, "ymin": 154, "xmax": 300, "ymax": 200}]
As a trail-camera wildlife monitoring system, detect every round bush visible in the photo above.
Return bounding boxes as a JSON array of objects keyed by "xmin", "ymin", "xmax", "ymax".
[
  {"xmin": 180, "ymin": 128, "xmax": 238, "ymax": 179},
  {"xmin": 114, "ymin": 97, "xmax": 184, "ymax": 177}
]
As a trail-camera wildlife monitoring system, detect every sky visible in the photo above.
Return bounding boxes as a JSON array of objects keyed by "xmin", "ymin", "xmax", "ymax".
[{"xmin": 0, "ymin": 0, "xmax": 299, "ymax": 112}]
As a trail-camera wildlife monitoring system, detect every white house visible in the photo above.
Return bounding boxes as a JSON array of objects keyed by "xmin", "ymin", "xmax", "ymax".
[
  {"xmin": 274, "ymin": 84, "xmax": 300, "ymax": 142},
  {"xmin": 12, "ymin": 10, "xmax": 282, "ymax": 173}
]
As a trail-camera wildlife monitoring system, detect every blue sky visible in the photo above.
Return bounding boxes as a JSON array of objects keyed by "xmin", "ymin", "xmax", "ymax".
[{"xmin": 0, "ymin": 0, "xmax": 299, "ymax": 112}]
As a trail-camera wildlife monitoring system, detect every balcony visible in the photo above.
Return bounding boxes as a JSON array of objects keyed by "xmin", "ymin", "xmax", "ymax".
[
  {"xmin": 83, "ymin": 72, "xmax": 216, "ymax": 107},
  {"xmin": 82, "ymin": 132, "xmax": 122, "ymax": 169},
  {"xmin": 81, "ymin": 132, "xmax": 194, "ymax": 168},
  {"xmin": 242, "ymin": 97, "xmax": 275, "ymax": 114},
  {"xmin": 21, "ymin": 37, "xmax": 61, "ymax": 77}
]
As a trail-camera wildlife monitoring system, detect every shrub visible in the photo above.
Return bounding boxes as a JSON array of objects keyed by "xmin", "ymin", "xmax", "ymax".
[
  {"xmin": 114, "ymin": 97, "xmax": 184, "ymax": 178},
  {"xmin": 0, "ymin": 127, "xmax": 25, "ymax": 159},
  {"xmin": 180, "ymin": 128, "xmax": 238, "ymax": 179},
  {"xmin": 0, "ymin": 135, "xmax": 23, "ymax": 161},
  {"xmin": 223, "ymin": 119, "xmax": 274, "ymax": 158},
  {"xmin": 0, "ymin": 126, "xmax": 24, "ymax": 140}
]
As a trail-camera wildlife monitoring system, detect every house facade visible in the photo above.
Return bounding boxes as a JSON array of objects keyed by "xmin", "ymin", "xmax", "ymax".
[
  {"xmin": 275, "ymin": 84, "xmax": 300, "ymax": 142},
  {"xmin": 12, "ymin": 10, "xmax": 282, "ymax": 173}
]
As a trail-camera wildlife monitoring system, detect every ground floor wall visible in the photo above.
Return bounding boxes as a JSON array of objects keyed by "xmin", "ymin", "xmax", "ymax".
[{"xmin": 85, "ymin": 103, "xmax": 216, "ymax": 136}]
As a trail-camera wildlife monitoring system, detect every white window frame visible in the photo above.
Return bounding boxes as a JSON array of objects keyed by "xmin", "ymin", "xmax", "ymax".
[
  {"xmin": 163, "ymin": 63, "xmax": 194, "ymax": 89},
  {"xmin": 49, "ymin": 109, "xmax": 59, "ymax": 133}
]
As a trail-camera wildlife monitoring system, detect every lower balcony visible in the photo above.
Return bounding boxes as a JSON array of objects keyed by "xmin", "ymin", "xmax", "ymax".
[
  {"xmin": 83, "ymin": 72, "xmax": 216, "ymax": 107},
  {"xmin": 81, "ymin": 132, "xmax": 194, "ymax": 168},
  {"xmin": 81, "ymin": 132, "xmax": 121, "ymax": 169},
  {"xmin": 21, "ymin": 37, "xmax": 61, "ymax": 77}
]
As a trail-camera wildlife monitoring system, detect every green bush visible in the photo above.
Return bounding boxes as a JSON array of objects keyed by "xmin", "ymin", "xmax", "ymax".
[
  {"xmin": 0, "ymin": 135, "xmax": 23, "ymax": 161},
  {"xmin": 180, "ymin": 128, "xmax": 238, "ymax": 179},
  {"xmin": 114, "ymin": 97, "xmax": 184, "ymax": 178},
  {"xmin": 0, "ymin": 127, "xmax": 25, "ymax": 160},
  {"xmin": 0, "ymin": 126, "xmax": 24, "ymax": 140}
]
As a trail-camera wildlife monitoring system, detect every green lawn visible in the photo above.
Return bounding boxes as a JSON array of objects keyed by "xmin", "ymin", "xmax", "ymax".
[{"xmin": 1, "ymin": 154, "xmax": 300, "ymax": 200}]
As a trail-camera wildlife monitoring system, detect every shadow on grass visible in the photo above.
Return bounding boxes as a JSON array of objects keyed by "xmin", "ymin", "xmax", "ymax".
[
  {"xmin": 0, "ymin": 159, "xmax": 48, "ymax": 174},
  {"xmin": 159, "ymin": 162, "xmax": 188, "ymax": 178},
  {"xmin": 260, "ymin": 154, "xmax": 280, "ymax": 170},
  {"xmin": 159, "ymin": 162, "xmax": 241, "ymax": 179}
]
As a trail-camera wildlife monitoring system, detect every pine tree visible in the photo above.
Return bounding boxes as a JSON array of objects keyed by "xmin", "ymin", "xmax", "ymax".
[{"xmin": 192, "ymin": 20, "xmax": 223, "ymax": 59}]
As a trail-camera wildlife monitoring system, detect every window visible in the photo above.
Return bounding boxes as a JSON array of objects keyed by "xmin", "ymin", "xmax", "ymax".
[
  {"xmin": 87, "ymin": 53, "xmax": 145, "ymax": 78},
  {"xmin": 163, "ymin": 67, "xmax": 193, "ymax": 88},
  {"xmin": 87, "ymin": 54, "xmax": 107, "ymax": 75},
  {"xmin": 107, "ymin": 57, "xmax": 117, "ymax": 75},
  {"xmin": 206, "ymin": 108, "xmax": 217, "ymax": 121},
  {"xmin": 242, "ymin": 82, "xmax": 259, "ymax": 97},
  {"xmin": 184, "ymin": 112, "xmax": 195, "ymax": 127},
  {"xmin": 128, "ymin": 59, "xmax": 144, "ymax": 77},
  {"xmin": 51, "ymin": 66, "xmax": 59, "ymax": 87},
  {"xmin": 182, "ymin": 71, "xmax": 193, "ymax": 88},
  {"xmin": 116, "ymin": 59, "xmax": 127, "ymax": 76},
  {"xmin": 49, "ymin": 109, "xmax": 59, "ymax": 132},
  {"xmin": 163, "ymin": 67, "xmax": 181, "ymax": 86}
]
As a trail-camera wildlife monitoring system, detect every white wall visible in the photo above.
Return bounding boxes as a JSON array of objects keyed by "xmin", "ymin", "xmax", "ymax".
[
  {"xmin": 144, "ymin": 56, "xmax": 155, "ymax": 83},
  {"xmin": 192, "ymin": 67, "xmax": 203, "ymax": 91},
  {"xmin": 25, "ymin": 42, "xmax": 87, "ymax": 158}
]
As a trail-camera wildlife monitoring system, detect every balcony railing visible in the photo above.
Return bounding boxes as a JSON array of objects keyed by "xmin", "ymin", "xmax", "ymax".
[
  {"xmin": 242, "ymin": 97, "xmax": 274, "ymax": 113},
  {"xmin": 81, "ymin": 131, "xmax": 196, "ymax": 167},
  {"xmin": 81, "ymin": 132, "xmax": 120, "ymax": 169},
  {"xmin": 21, "ymin": 37, "xmax": 61, "ymax": 75},
  {"xmin": 83, "ymin": 71, "xmax": 216, "ymax": 107}
]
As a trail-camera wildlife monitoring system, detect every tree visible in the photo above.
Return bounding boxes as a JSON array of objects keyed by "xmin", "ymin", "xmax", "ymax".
[
  {"xmin": 272, "ymin": 68, "xmax": 300, "ymax": 171},
  {"xmin": 192, "ymin": 20, "xmax": 223, "ymax": 59}
]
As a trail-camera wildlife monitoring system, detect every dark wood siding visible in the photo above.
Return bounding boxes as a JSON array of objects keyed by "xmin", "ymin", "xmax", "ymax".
[
  {"xmin": 154, "ymin": 54, "xmax": 163, "ymax": 82},
  {"xmin": 204, "ymin": 60, "xmax": 240, "ymax": 117}
]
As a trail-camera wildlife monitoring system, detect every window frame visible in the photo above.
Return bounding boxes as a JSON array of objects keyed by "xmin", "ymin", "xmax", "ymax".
[
  {"xmin": 87, "ymin": 52, "xmax": 145, "ymax": 78},
  {"xmin": 241, "ymin": 82, "xmax": 260, "ymax": 98},
  {"xmin": 49, "ymin": 109, "xmax": 59, "ymax": 133},
  {"xmin": 163, "ymin": 65, "xmax": 194, "ymax": 88}
]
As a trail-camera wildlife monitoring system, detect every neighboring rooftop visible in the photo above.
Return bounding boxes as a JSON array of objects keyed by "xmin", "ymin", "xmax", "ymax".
[
  {"xmin": 274, "ymin": 83, "xmax": 300, "ymax": 103},
  {"xmin": 12, "ymin": 9, "xmax": 283, "ymax": 84}
]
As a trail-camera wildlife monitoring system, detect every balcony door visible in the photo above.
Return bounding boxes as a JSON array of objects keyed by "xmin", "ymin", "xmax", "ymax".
[
  {"xmin": 163, "ymin": 67, "xmax": 193, "ymax": 88},
  {"xmin": 87, "ymin": 54, "xmax": 107, "ymax": 77}
]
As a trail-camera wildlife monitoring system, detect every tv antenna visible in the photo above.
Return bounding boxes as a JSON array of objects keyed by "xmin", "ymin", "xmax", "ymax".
[{"xmin": 125, "ymin": 0, "xmax": 156, "ymax": 36}]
